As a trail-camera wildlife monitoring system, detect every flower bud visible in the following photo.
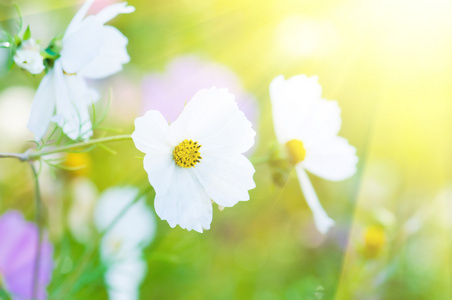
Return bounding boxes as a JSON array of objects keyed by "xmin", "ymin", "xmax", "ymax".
[{"xmin": 13, "ymin": 38, "xmax": 45, "ymax": 75}]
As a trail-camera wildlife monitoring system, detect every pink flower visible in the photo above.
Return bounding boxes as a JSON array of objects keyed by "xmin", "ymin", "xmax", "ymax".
[
  {"xmin": 0, "ymin": 211, "xmax": 53, "ymax": 300},
  {"xmin": 142, "ymin": 55, "xmax": 258, "ymax": 126}
]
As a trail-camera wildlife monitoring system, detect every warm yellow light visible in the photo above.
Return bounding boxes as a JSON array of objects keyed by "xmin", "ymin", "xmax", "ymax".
[{"xmin": 275, "ymin": 16, "xmax": 339, "ymax": 58}]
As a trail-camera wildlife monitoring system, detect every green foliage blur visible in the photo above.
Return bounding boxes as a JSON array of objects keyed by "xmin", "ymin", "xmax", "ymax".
[{"xmin": 1, "ymin": 0, "xmax": 452, "ymax": 299}]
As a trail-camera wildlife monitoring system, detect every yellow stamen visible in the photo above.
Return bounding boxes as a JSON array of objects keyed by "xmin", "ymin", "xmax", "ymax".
[
  {"xmin": 63, "ymin": 70, "xmax": 76, "ymax": 76},
  {"xmin": 173, "ymin": 139, "xmax": 202, "ymax": 168},
  {"xmin": 285, "ymin": 139, "xmax": 306, "ymax": 165}
]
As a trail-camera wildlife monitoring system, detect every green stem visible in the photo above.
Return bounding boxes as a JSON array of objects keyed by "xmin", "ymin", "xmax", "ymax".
[
  {"xmin": 0, "ymin": 135, "xmax": 132, "ymax": 162},
  {"xmin": 0, "ymin": 287, "xmax": 11, "ymax": 300},
  {"xmin": 30, "ymin": 163, "xmax": 42, "ymax": 300},
  {"xmin": 29, "ymin": 135, "xmax": 132, "ymax": 159},
  {"xmin": 0, "ymin": 152, "xmax": 28, "ymax": 161}
]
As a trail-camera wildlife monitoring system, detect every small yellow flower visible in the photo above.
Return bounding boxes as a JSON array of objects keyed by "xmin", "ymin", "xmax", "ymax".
[
  {"xmin": 363, "ymin": 225, "xmax": 386, "ymax": 257},
  {"xmin": 65, "ymin": 152, "xmax": 91, "ymax": 177}
]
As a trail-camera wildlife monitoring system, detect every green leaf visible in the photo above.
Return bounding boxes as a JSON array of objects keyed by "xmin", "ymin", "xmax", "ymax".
[
  {"xmin": 23, "ymin": 25, "xmax": 31, "ymax": 40},
  {"xmin": 94, "ymin": 89, "xmax": 112, "ymax": 127},
  {"xmin": 44, "ymin": 160, "xmax": 87, "ymax": 172},
  {"xmin": 6, "ymin": 33, "xmax": 16, "ymax": 69},
  {"xmin": 95, "ymin": 126, "xmax": 123, "ymax": 133},
  {"xmin": 97, "ymin": 143, "xmax": 117, "ymax": 155},
  {"xmin": 0, "ymin": 287, "xmax": 12, "ymax": 300},
  {"xmin": 91, "ymin": 103, "xmax": 96, "ymax": 125},
  {"xmin": 66, "ymin": 144, "xmax": 97, "ymax": 154},
  {"xmin": 44, "ymin": 125, "xmax": 60, "ymax": 145},
  {"xmin": 13, "ymin": 35, "xmax": 20, "ymax": 46},
  {"xmin": 13, "ymin": 3, "xmax": 23, "ymax": 32}
]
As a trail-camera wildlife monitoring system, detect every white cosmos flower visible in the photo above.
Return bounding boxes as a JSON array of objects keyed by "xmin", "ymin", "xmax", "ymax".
[
  {"xmin": 27, "ymin": 0, "xmax": 134, "ymax": 141},
  {"xmin": 68, "ymin": 177, "xmax": 98, "ymax": 244},
  {"xmin": 104, "ymin": 257, "xmax": 147, "ymax": 300},
  {"xmin": 270, "ymin": 75, "xmax": 358, "ymax": 234},
  {"xmin": 132, "ymin": 87, "xmax": 256, "ymax": 233},
  {"xmin": 94, "ymin": 187, "xmax": 155, "ymax": 260},
  {"xmin": 94, "ymin": 187, "xmax": 155, "ymax": 300},
  {"xmin": 13, "ymin": 38, "xmax": 45, "ymax": 75}
]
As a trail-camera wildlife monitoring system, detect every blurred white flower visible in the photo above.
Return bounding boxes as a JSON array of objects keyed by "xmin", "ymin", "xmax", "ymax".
[
  {"xmin": 104, "ymin": 257, "xmax": 147, "ymax": 300},
  {"xmin": 27, "ymin": 0, "xmax": 134, "ymax": 141},
  {"xmin": 132, "ymin": 87, "xmax": 256, "ymax": 232},
  {"xmin": 94, "ymin": 187, "xmax": 155, "ymax": 259},
  {"xmin": 13, "ymin": 38, "xmax": 45, "ymax": 75},
  {"xmin": 94, "ymin": 186, "xmax": 155, "ymax": 300},
  {"xmin": 68, "ymin": 177, "xmax": 98, "ymax": 244},
  {"xmin": 270, "ymin": 75, "xmax": 358, "ymax": 234},
  {"xmin": 0, "ymin": 86, "xmax": 34, "ymax": 150}
]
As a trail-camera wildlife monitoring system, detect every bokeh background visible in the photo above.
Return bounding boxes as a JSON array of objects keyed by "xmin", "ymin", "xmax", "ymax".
[{"xmin": 1, "ymin": 0, "xmax": 452, "ymax": 299}]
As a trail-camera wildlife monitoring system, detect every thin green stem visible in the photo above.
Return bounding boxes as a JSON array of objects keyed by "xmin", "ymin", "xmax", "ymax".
[
  {"xmin": 0, "ymin": 135, "xmax": 132, "ymax": 162},
  {"xmin": 28, "ymin": 135, "xmax": 132, "ymax": 160},
  {"xmin": 0, "ymin": 152, "xmax": 28, "ymax": 161},
  {"xmin": 30, "ymin": 163, "xmax": 42, "ymax": 300},
  {"xmin": 0, "ymin": 287, "xmax": 11, "ymax": 300}
]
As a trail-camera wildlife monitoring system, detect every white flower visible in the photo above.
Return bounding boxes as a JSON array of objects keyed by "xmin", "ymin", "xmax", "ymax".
[
  {"xmin": 27, "ymin": 0, "xmax": 134, "ymax": 141},
  {"xmin": 104, "ymin": 257, "xmax": 147, "ymax": 300},
  {"xmin": 270, "ymin": 75, "xmax": 358, "ymax": 234},
  {"xmin": 94, "ymin": 187, "xmax": 155, "ymax": 300},
  {"xmin": 94, "ymin": 187, "xmax": 155, "ymax": 260},
  {"xmin": 13, "ymin": 38, "xmax": 45, "ymax": 74},
  {"xmin": 68, "ymin": 177, "xmax": 98, "ymax": 244},
  {"xmin": 132, "ymin": 87, "xmax": 256, "ymax": 233},
  {"xmin": 0, "ymin": 86, "xmax": 34, "ymax": 150}
]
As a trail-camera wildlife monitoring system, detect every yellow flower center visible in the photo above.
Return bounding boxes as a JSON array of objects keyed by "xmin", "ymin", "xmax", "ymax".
[
  {"xmin": 173, "ymin": 139, "xmax": 202, "ymax": 168},
  {"xmin": 285, "ymin": 139, "xmax": 306, "ymax": 165}
]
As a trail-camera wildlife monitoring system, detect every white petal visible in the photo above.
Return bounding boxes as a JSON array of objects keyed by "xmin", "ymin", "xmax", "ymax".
[
  {"xmin": 193, "ymin": 154, "xmax": 255, "ymax": 207},
  {"xmin": 142, "ymin": 153, "xmax": 176, "ymax": 196},
  {"xmin": 52, "ymin": 60, "xmax": 95, "ymax": 140},
  {"xmin": 61, "ymin": 16, "xmax": 104, "ymax": 74},
  {"xmin": 170, "ymin": 87, "xmax": 255, "ymax": 154},
  {"xmin": 65, "ymin": 0, "xmax": 95, "ymax": 37},
  {"xmin": 270, "ymin": 74, "xmax": 341, "ymax": 144},
  {"xmin": 79, "ymin": 26, "xmax": 130, "ymax": 79},
  {"xmin": 154, "ymin": 168, "xmax": 212, "ymax": 233},
  {"xmin": 27, "ymin": 70, "xmax": 56, "ymax": 140},
  {"xmin": 104, "ymin": 257, "xmax": 146, "ymax": 300},
  {"xmin": 95, "ymin": 2, "xmax": 135, "ymax": 25},
  {"xmin": 131, "ymin": 110, "xmax": 174, "ymax": 154},
  {"xmin": 296, "ymin": 166, "xmax": 335, "ymax": 234},
  {"xmin": 303, "ymin": 136, "xmax": 358, "ymax": 181}
]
